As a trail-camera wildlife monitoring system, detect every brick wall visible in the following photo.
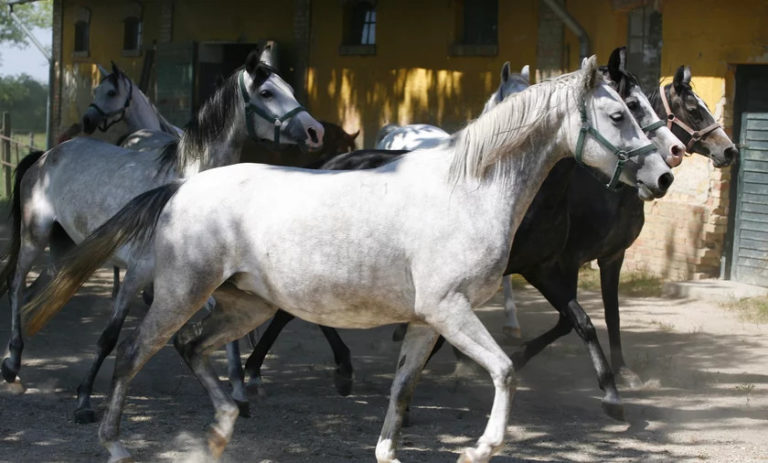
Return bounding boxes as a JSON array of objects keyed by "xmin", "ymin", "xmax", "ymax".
[{"xmin": 624, "ymin": 155, "xmax": 731, "ymax": 280}]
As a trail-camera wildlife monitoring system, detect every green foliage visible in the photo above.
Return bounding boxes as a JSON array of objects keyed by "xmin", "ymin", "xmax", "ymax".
[
  {"xmin": 724, "ymin": 296, "xmax": 768, "ymax": 324},
  {"xmin": 0, "ymin": 73, "xmax": 47, "ymax": 131},
  {"xmin": 0, "ymin": 1, "xmax": 52, "ymax": 47}
]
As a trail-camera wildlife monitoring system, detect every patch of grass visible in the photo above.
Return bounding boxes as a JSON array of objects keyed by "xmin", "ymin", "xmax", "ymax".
[
  {"xmin": 577, "ymin": 265, "xmax": 664, "ymax": 297},
  {"xmin": 735, "ymin": 383, "xmax": 755, "ymax": 406},
  {"xmin": 618, "ymin": 269, "xmax": 664, "ymax": 297},
  {"xmin": 723, "ymin": 296, "xmax": 768, "ymax": 324}
]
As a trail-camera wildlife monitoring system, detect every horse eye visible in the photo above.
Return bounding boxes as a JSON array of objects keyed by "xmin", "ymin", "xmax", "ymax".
[
  {"xmin": 626, "ymin": 99, "xmax": 639, "ymax": 110},
  {"xmin": 610, "ymin": 112, "xmax": 625, "ymax": 122},
  {"xmin": 259, "ymin": 90, "xmax": 273, "ymax": 99},
  {"xmin": 107, "ymin": 90, "xmax": 117, "ymax": 97}
]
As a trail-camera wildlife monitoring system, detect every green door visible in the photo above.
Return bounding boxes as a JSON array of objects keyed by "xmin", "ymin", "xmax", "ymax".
[
  {"xmin": 732, "ymin": 112, "xmax": 768, "ymax": 286},
  {"xmin": 155, "ymin": 42, "xmax": 197, "ymax": 127}
]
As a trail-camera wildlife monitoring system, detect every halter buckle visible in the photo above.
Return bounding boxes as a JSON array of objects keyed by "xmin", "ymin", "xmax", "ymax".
[{"xmin": 615, "ymin": 150, "xmax": 629, "ymax": 161}]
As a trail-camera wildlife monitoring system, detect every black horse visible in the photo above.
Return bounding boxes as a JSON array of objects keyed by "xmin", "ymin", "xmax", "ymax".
[{"xmin": 233, "ymin": 49, "xmax": 737, "ymax": 420}]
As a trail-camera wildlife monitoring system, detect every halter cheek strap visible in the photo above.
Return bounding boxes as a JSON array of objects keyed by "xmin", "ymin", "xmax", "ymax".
[
  {"xmin": 88, "ymin": 79, "xmax": 133, "ymax": 132},
  {"xmin": 574, "ymin": 98, "xmax": 657, "ymax": 190},
  {"xmin": 238, "ymin": 71, "xmax": 307, "ymax": 145},
  {"xmin": 659, "ymin": 84, "xmax": 721, "ymax": 153}
]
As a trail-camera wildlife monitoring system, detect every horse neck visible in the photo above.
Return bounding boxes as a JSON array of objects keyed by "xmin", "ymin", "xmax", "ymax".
[
  {"xmin": 123, "ymin": 85, "xmax": 164, "ymax": 133},
  {"xmin": 178, "ymin": 105, "xmax": 247, "ymax": 176},
  {"xmin": 449, "ymin": 100, "xmax": 570, "ymax": 238},
  {"xmin": 648, "ymin": 83, "xmax": 669, "ymax": 121}
]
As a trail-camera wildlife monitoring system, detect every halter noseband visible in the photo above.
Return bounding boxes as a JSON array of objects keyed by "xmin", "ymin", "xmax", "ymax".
[
  {"xmin": 238, "ymin": 70, "xmax": 307, "ymax": 145},
  {"xmin": 659, "ymin": 84, "xmax": 721, "ymax": 153},
  {"xmin": 574, "ymin": 96, "xmax": 657, "ymax": 190},
  {"xmin": 88, "ymin": 78, "xmax": 133, "ymax": 132}
]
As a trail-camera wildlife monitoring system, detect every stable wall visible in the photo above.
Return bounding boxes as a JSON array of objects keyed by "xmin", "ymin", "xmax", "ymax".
[
  {"xmin": 624, "ymin": 0, "xmax": 768, "ymax": 280},
  {"xmin": 305, "ymin": 0, "xmax": 539, "ymax": 147}
]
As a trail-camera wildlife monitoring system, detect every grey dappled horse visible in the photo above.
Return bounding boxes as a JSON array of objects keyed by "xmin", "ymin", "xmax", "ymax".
[{"xmin": 0, "ymin": 50, "xmax": 324, "ymax": 424}]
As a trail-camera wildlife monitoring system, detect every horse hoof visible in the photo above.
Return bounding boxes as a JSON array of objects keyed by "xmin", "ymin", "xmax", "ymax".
[
  {"xmin": 601, "ymin": 397, "xmax": 625, "ymax": 422},
  {"xmin": 617, "ymin": 367, "xmax": 643, "ymax": 390},
  {"xmin": 207, "ymin": 427, "xmax": 229, "ymax": 460},
  {"xmin": 334, "ymin": 369, "xmax": 353, "ymax": 397},
  {"xmin": 235, "ymin": 400, "xmax": 251, "ymax": 419},
  {"xmin": 1, "ymin": 358, "xmax": 18, "ymax": 384},
  {"xmin": 502, "ymin": 326, "xmax": 522, "ymax": 340},
  {"xmin": 1, "ymin": 379, "xmax": 25, "ymax": 395},
  {"xmin": 74, "ymin": 408, "xmax": 98, "ymax": 424}
]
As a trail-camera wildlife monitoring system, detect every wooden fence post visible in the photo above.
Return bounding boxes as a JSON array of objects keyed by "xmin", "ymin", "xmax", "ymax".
[{"xmin": 2, "ymin": 113, "xmax": 10, "ymax": 198}]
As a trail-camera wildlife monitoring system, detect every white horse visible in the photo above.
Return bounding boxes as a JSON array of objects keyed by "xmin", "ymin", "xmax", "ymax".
[
  {"xmin": 0, "ymin": 50, "xmax": 324, "ymax": 423},
  {"xmin": 376, "ymin": 63, "xmax": 530, "ymax": 150},
  {"xmin": 24, "ymin": 56, "xmax": 673, "ymax": 463},
  {"xmin": 81, "ymin": 62, "xmax": 182, "ymax": 150}
]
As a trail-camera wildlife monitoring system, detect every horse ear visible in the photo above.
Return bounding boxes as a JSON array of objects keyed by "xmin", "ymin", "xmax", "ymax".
[
  {"xmin": 350, "ymin": 130, "xmax": 360, "ymax": 140},
  {"xmin": 607, "ymin": 47, "xmax": 626, "ymax": 84},
  {"xmin": 500, "ymin": 62, "xmax": 511, "ymax": 84},
  {"xmin": 97, "ymin": 64, "xmax": 110, "ymax": 79},
  {"xmin": 111, "ymin": 61, "xmax": 121, "ymax": 76},
  {"xmin": 673, "ymin": 65, "xmax": 692, "ymax": 89},
  {"xmin": 581, "ymin": 55, "xmax": 600, "ymax": 89},
  {"xmin": 245, "ymin": 48, "xmax": 261, "ymax": 74},
  {"xmin": 520, "ymin": 65, "xmax": 530, "ymax": 83}
]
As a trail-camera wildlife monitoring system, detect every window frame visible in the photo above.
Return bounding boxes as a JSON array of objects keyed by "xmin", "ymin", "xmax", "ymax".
[
  {"xmin": 122, "ymin": 2, "xmax": 143, "ymax": 57},
  {"xmin": 450, "ymin": 0, "xmax": 498, "ymax": 57},
  {"xmin": 339, "ymin": 0, "xmax": 377, "ymax": 56},
  {"xmin": 72, "ymin": 7, "xmax": 90, "ymax": 59}
]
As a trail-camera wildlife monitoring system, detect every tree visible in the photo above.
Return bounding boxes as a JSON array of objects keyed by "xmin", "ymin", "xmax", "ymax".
[
  {"xmin": 0, "ymin": 73, "xmax": 47, "ymax": 131},
  {"xmin": 0, "ymin": 1, "xmax": 52, "ymax": 55}
]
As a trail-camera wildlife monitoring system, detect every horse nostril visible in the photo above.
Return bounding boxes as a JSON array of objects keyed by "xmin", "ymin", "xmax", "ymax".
[
  {"xmin": 725, "ymin": 145, "xmax": 739, "ymax": 161},
  {"xmin": 658, "ymin": 172, "xmax": 674, "ymax": 192},
  {"xmin": 307, "ymin": 127, "xmax": 319, "ymax": 144},
  {"xmin": 671, "ymin": 144, "xmax": 683, "ymax": 158}
]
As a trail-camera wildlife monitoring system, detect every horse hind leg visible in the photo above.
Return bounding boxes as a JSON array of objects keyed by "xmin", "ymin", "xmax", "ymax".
[
  {"xmin": 99, "ymin": 276, "xmax": 218, "ymax": 462},
  {"xmin": 2, "ymin": 221, "xmax": 52, "ymax": 385},
  {"xmin": 243, "ymin": 309, "xmax": 295, "ymax": 396},
  {"xmin": 376, "ymin": 324, "xmax": 439, "ymax": 463},
  {"xmin": 74, "ymin": 264, "xmax": 152, "ymax": 424},
  {"xmin": 174, "ymin": 286, "xmax": 277, "ymax": 460}
]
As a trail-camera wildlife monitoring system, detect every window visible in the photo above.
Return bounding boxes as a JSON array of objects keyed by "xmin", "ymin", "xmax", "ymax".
[
  {"xmin": 451, "ymin": 0, "xmax": 498, "ymax": 56},
  {"xmin": 73, "ymin": 7, "xmax": 90, "ymax": 58},
  {"xmin": 627, "ymin": 5, "xmax": 662, "ymax": 89},
  {"xmin": 123, "ymin": 17, "xmax": 142, "ymax": 53},
  {"xmin": 122, "ymin": 2, "xmax": 143, "ymax": 56},
  {"xmin": 339, "ymin": 1, "xmax": 376, "ymax": 55}
]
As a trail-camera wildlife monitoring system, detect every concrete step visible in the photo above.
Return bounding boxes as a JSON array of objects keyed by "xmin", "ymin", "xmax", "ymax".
[{"xmin": 662, "ymin": 278, "xmax": 768, "ymax": 302}]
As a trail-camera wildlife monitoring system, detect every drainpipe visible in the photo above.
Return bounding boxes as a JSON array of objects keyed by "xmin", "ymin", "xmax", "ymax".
[
  {"xmin": 540, "ymin": 0, "xmax": 591, "ymax": 61},
  {"xmin": 6, "ymin": 0, "xmax": 53, "ymax": 148}
]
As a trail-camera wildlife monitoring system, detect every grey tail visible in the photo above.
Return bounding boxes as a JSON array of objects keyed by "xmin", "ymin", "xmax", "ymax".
[
  {"xmin": 0, "ymin": 150, "xmax": 45, "ymax": 296},
  {"xmin": 22, "ymin": 182, "xmax": 183, "ymax": 336}
]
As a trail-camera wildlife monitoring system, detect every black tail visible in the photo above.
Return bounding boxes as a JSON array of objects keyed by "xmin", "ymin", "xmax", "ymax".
[
  {"xmin": 0, "ymin": 150, "xmax": 45, "ymax": 296},
  {"xmin": 22, "ymin": 181, "xmax": 183, "ymax": 336}
]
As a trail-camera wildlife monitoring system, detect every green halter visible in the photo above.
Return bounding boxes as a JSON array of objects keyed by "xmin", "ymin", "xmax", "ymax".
[
  {"xmin": 238, "ymin": 70, "xmax": 307, "ymax": 145},
  {"xmin": 574, "ymin": 96, "xmax": 658, "ymax": 190}
]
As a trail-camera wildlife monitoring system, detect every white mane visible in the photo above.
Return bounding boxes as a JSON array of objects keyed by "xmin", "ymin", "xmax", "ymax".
[{"xmin": 448, "ymin": 67, "xmax": 592, "ymax": 184}]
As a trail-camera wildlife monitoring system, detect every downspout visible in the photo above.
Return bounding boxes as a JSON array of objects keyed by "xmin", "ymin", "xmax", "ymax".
[
  {"xmin": 540, "ymin": 0, "xmax": 591, "ymax": 61},
  {"xmin": 6, "ymin": 0, "xmax": 53, "ymax": 148}
]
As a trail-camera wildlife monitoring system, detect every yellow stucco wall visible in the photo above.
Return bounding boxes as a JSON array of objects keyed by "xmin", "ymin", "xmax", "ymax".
[
  {"xmin": 58, "ymin": 1, "xmax": 297, "ymax": 131},
  {"xmin": 306, "ymin": 0, "xmax": 539, "ymax": 147}
]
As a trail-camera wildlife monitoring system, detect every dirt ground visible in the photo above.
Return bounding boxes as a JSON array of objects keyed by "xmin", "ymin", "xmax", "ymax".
[{"xmin": 0, "ymin": 264, "xmax": 767, "ymax": 462}]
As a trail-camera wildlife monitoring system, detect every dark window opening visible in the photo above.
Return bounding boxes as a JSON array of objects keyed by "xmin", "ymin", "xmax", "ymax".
[
  {"xmin": 74, "ymin": 20, "xmax": 89, "ymax": 53},
  {"xmin": 627, "ymin": 6, "xmax": 662, "ymax": 90},
  {"xmin": 462, "ymin": 0, "xmax": 497, "ymax": 45},
  {"xmin": 123, "ymin": 17, "xmax": 142, "ymax": 52},
  {"xmin": 343, "ymin": 2, "xmax": 376, "ymax": 45}
]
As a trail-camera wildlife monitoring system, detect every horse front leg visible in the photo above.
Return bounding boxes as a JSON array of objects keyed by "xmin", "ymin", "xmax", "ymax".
[
  {"xmin": 425, "ymin": 301, "xmax": 516, "ymax": 463},
  {"xmin": 376, "ymin": 324, "xmax": 439, "ymax": 463},
  {"xmin": 243, "ymin": 309, "xmax": 295, "ymax": 396},
  {"xmin": 318, "ymin": 325, "xmax": 354, "ymax": 396},
  {"xmin": 598, "ymin": 252, "xmax": 642, "ymax": 389}
]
